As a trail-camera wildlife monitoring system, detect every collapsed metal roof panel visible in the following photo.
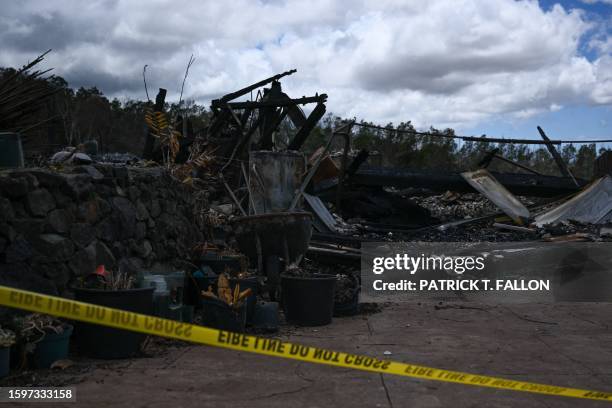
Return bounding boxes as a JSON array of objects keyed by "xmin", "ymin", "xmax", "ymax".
[
  {"xmin": 535, "ymin": 176, "xmax": 612, "ymax": 227},
  {"xmin": 461, "ymin": 169, "xmax": 530, "ymax": 225}
]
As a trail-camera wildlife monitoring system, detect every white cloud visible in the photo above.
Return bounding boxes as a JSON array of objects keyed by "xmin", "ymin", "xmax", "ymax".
[
  {"xmin": 581, "ymin": 0, "xmax": 612, "ymax": 5},
  {"xmin": 0, "ymin": 0, "xmax": 610, "ymax": 131}
]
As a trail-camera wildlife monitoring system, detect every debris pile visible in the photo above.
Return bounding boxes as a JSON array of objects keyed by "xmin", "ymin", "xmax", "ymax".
[
  {"xmin": 2, "ymin": 56, "xmax": 612, "ymax": 378},
  {"xmin": 412, "ymin": 191, "xmax": 499, "ymax": 221}
]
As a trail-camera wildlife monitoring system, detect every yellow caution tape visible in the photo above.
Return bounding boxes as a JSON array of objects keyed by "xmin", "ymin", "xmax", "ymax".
[{"xmin": 1, "ymin": 285, "xmax": 611, "ymax": 402}]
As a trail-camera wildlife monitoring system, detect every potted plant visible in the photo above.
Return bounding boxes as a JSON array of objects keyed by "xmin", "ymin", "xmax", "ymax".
[
  {"xmin": 228, "ymin": 272, "xmax": 259, "ymax": 324},
  {"xmin": 200, "ymin": 274, "xmax": 252, "ymax": 332},
  {"xmin": 72, "ymin": 265, "xmax": 154, "ymax": 359},
  {"xmin": 333, "ymin": 273, "xmax": 360, "ymax": 317},
  {"xmin": 17, "ymin": 314, "xmax": 72, "ymax": 369},
  {"xmin": 0, "ymin": 327, "xmax": 16, "ymax": 377}
]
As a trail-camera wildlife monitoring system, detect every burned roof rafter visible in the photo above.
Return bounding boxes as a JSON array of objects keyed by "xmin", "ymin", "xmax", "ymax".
[
  {"xmin": 210, "ymin": 68, "xmax": 297, "ymax": 110},
  {"xmin": 224, "ymin": 94, "xmax": 327, "ymax": 110},
  {"xmin": 206, "ymin": 69, "xmax": 328, "ymax": 157}
]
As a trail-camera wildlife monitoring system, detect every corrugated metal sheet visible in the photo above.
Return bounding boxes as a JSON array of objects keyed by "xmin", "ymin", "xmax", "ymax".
[
  {"xmin": 461, "ymin": 169, "xmax": 530, "ymax": 224},
  {"xmin": 303, "ymin": 193, "xmax": 337, "ymax": 233},
  {"xmin": 535, "ymin": 176, "xmax": 612, "ymax": 226}
]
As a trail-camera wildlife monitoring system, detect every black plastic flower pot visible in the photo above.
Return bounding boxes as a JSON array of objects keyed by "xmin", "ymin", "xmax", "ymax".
[
  {"xmin": 201, "ymin": 297, "xmax": 246, "ymax": 333},
  {"xmin": 334, "ymin": 290, "xmax": 360, "ymax": 317},
  {"xmin": 229, "ymin": 276, "xmax": 258, "ymax": 323},
  {"xmin": 281, "ymin": 274, "xmax": 336, "ymax": 326},
  {"xmin": 0, "ymin": 347, "xmax": 9, "ymax": 378},
  {"xmin": 252, "ymin": 301, "xmax": 279, "ymax": 332},
  {"xmin": 32, "ymin": 324, "xmax": 73, "ymax": 369},
  {"xmin": 73, "ymin": 287, "xmax": 154, "ymax": 359},
  {"xmin": 181, "ymin": 305, "xmax": 195, "ymax": 323}
]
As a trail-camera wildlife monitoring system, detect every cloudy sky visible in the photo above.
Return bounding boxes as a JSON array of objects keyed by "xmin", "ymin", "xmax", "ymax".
[{"xmin": 1, "ymin": 0, "xmax": 611, "ymax": 140}]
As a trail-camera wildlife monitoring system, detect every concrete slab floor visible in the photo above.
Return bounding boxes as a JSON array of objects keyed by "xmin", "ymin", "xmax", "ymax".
[{"xmin": 5, "ymin": 301, "xmax": 612, "ymax": 408}]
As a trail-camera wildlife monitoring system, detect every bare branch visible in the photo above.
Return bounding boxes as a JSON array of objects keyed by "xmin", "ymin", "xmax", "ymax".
[
  {"xmin": 143, "ymin": 64, "xmax": 150, "ymax": 102},
  {"xmin": 178, "ymin": 54, "xmax": 195, "ymax": 108}
]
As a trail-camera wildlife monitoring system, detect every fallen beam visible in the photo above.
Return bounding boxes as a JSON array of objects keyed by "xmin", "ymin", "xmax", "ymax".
[
  {"xmin": 288, "ymin": 102, "xmax": 327, "ymax": 150},
  {"xmin": 537, "ymin": 126, "xmax": 579, "ymax": 187},
  {"xmin": 306, "ymin": 246, "xmax": 361, "ymax": 266},
  {"xmin": 311, "ymin": 232, "xmax": 364, "ymax": 246},
  {"xmin": 493, "ymin": 223, "xmax": 538, "ymax": 234},
  {"xmin": 352, "ymin": 167, "xmax": 585, "ymax": 197}
]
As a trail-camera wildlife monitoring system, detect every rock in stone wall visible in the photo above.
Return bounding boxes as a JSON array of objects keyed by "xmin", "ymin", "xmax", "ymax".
[{"xmin": 0, "ymin": 165, "xmax": 203, "ymax": 296}]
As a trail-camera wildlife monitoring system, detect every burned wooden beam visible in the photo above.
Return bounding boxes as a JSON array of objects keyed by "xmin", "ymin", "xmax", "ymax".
[
  {"xmin": 346, "ymin": 149, "xmax": 370, "ymax": 177},
  {"xmin": 259, "ymin": 107, "xmax": 282, "ymax": 150},
  {"xmin": 353, "ymin": 122, "xmax": 612, "ymax": 145},
  {"xmin": 211, "ymin": 69, "xmax": 297, "ymax": 108},
  {"xmin": 537, "ymin": 126, "xmax": 579, "ymax": 187},
  {"xmin": 287, "ymin": 102, "xmax": 327, "ymax": 150},
  {"xmin": 478, "ymin": 148, "xmax": 543, "ymax": 175},
  {"xmin": 239, "ymin": 107, "xmax": 253, "ymax": 127},
  {"xmin": 306, "ymin": 246, "xmax": 361, "ymax": 266},
  {"xmin": 311, "ymin": 232, "xmax": 364, "ymax": 246},
  {"xmin": 333, "ymin": 123, "xmax": 353, "ymax": 215},
  {"xmin": 284, "ymin": 100, "xmax": 307, "ymax": 128},
  {"xmin": 226, "ymin": 94, "xmax": 327, "ymax": 110},
  {"xmin": 352, "ymin": 167, "xmax": 585, "ymax": 197},
  {"xmin": 258, "ymin": 81, "xmax": 284, "ymax": 150},
  {"xmin": 142, "ymin": 88, "xmax": 166, "ymax": 160}
]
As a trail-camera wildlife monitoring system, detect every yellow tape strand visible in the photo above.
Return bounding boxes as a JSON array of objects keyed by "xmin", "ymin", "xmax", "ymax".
[{"xmin": 1, "ymin": 285, "xmax": 610, "ymax": 402}]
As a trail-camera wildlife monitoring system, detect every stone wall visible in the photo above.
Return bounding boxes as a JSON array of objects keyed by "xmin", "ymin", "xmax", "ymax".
[{"xmin": 0, "ymin": 165, "xmax": 203, "ymax": 296}]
